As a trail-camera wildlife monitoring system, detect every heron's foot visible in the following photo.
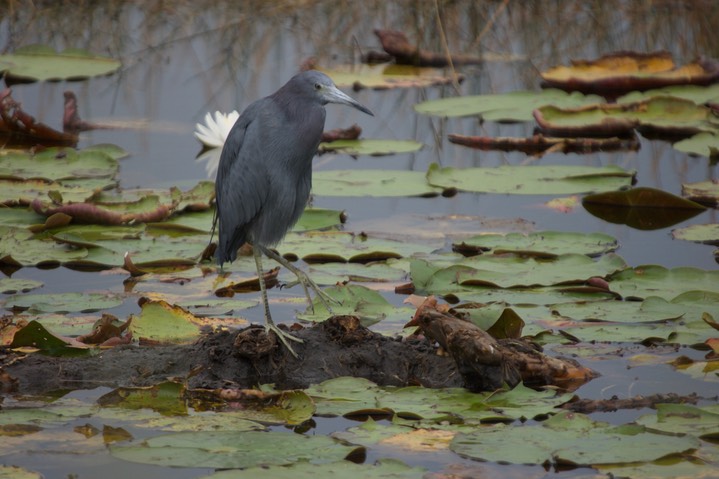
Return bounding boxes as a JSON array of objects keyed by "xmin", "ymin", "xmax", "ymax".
[
  {"xmin": 266, "ymin": 321, "xmax": 303, "ymax": 358},
  {"xmin": 294, "ymin": 271, "xmax": 341, "ymax": 314}
]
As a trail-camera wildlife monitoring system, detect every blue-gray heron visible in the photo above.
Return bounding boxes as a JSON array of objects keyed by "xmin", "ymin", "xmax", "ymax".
[{"xmin": 213, "ymin": 70, "xmax": 373, "ymax": 356}]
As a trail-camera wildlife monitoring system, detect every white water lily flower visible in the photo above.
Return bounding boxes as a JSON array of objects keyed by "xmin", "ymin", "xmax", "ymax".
[
  {"xmin": 194, "ymin": 110, "xmax": 239, "ymax": 148},
  {"xmin": 194, "ymin": 110, "xmax": 239, "ymax": 178}
]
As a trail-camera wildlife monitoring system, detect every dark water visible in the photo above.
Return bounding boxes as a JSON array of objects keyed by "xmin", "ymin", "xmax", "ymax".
[{"xmin": 1, "ymin": 2, "xmax": 718, "ymax": 478}]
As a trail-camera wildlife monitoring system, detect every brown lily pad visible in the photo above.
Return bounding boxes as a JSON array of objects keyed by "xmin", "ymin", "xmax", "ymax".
[
  {"xmin": 540, "ymin": 51, "xmax": 719, "ymax": 99},
  {"xmin": 448, "ymin": 133, "xmax": 640, "ymax": 154},
  {"xmin": 583, "ymin": 187, "xmax": 706, "ymax": 230}
]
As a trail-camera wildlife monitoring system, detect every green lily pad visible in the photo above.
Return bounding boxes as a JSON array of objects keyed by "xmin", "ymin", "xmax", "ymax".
[
  {"xmin": 673, "ymin": 132, "xmax": 719, "ymax": 158},
  {"xmin": 9, "ymin": 320, "xmax": 90, "ymax": 357},
  {"xmin": 293, "ymin": 208, "xmax": 346, "ymax": 232},
  {"xmin": 0, "ymin": 277, "xmax": 43, "ymax": 294},
  {"xmin": 682, "ymin": 180, "xmax": 719, "ymax": 206},
  {"xmin": 636, "ymin": 403, "xmax": 719, "ymax": 439},
  {"xmin": 535, "ymin": 96, "xmax": 719, "ymax": 137},
  {"xmin": 426, "ymin": 163, "xmax": 635, "ymax": 195},
  {"xmin": 453, "ymin": 231, "xmax": 618, "ymax": 258},
  {"xmin": 0, "ymin": 207, "xmax": 47, "ymax": 227},
  {"xmin": 0, "ymin": 44, "xmax": 121, "ymax": 83},
  {"xmin": 0, "ymin": 178, "xmax": 116, "ymax": 207},
  {"xmin": 672, "ymin": 223, "xmax": 719, "ymax": 245},
  {"xmin": 618, "ymin": 83, "xmax": 719, "ymax": 104},
  {"xmin": 411, "ymin": 254, "xmax": 627, "ymax": 294},
  {"xmin": 279, "ymin": 231, "xmax": 440, "ymax": 264},
  {"xmin": 129, "ymin": 299, "xmax": 203, "ymax": 343},
  {"xmin": 304, "ymin": 261, "xmax": 409, "ymax": 286},
  {"xmin": 199, "ymin": 458, "xmax": 425, "ymax": 479},
  {"xmin": 307, "ymin": 377, "xmax": 572, "ymax": 423},
  {"xmin": 313, "ymin": 170, "xmax": 442, "ymax": 197},
  {"xmin": 609, "ymin": 265, "xmax": 719, "ymax": 301},
  {"xmin": 3, "ymin": 292, "xmax": 122, "ymax": 314},
  {"xmin": 298, "ymin": 284, "xmax": 414, "ymax": 326},
  {"xmin": 0, "ymin": 147, "xmax": 118, "ymax": 182},
  {"xmin": 109, "ymin": 430, "xmax": 363, "ymax": 468},
  {"xmin": 98, "ymin": 382, "xmax": 188, "ymax": 416},
  {"xmin": 414, "ymin": 89, "xmax": 604, "ymax": 122},
  {"xmin": 319, "ymin": 139, "xmax": 423, "ymax": 156},
  {"xmin": 451, "ymin": 410, "xmax": 700, "ymax": 466}
]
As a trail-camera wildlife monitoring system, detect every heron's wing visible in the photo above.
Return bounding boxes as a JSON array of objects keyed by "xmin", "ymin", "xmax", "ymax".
[{"xmin": 214, "ymin": 102, "xmax": 267, "ymax": 264}]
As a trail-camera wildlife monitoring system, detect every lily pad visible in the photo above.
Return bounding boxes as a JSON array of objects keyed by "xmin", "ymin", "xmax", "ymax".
[
  {"xmin": 129, "ymin": 299, "xmax": 203, "ymax": 343},
  {"xmin": 319, "ymin": 139, "xmax": 422, "ymax": 156},
  {"xmin": 3, "ymin": 292, "xmax": 122, "ymax": 314},
  {"xmin": 636, "ymin": 403, "xmax": 719, "ymax": 439},
  {"xmin": 0, "ymin": 44, "xmax": 121, "ymax": 83},
  {"xmin": 540, "ymin": 51, "xmax": 719, "ymax": 97},
  {"xmin": 453, "ymin": 231, "xmax": 618, "ymax": 258},
  {"xmin": 109, "ymin": 430, "xmax": 363, "ymax": 468},
  {"xmin": 682, "ymin": 180, "xmax": 719, "ymax": 206},
  {"xmin": 279, "ymin": 231, "xmax": 440, "ymax": 264},
  {"xmin": 199, "ymin": 458, "xmax": 425, "ymax": 479},
  {"xmin": 0, "ymin": 277, "xmax": 43, "ymax": 294},
  {"xmin": 313, "ymin": 170, "xmax": 442, "ymax": 197},
  {"xmin": 583, "ymin": 187, "xmax": 706, "ymax": 230},
  {"xmin": 609, "ymin": 265, "xmax": 719, "ymax": 301},
  {"xmin": 426, "ymin": 163, "xmax": 635, "ymax": 195},
  {"xmin": 534, "ymin": 96, "xmax": 719, "ymax": 138},
  {"xmin": 298, "ymin": 284, "xmax": 414, "ymax": 326},
  {"xmin": 0, "ymin": 147, "xmax": 117, "ymax": 182},
  {"xmin": 0, "ymin": 178, "xmax": 115, "ymax": 207},
  {"xmin": 414, "ymin": 89, "xmax": 604, "ymax": 122},
  {"xmin": 451, "ymin": 410, "xmax": 700, "ymax": 466},
  {"xmin": 323, "ymin": 64, "xmax": 456, "ymax": 90},
  {"xmin": 673, "ymin": 132, "xmax": 719, "ymax": 158},
  {"xmin": 618, "ymin": 83, "xmax": 719, "ymax": 104},
  {"xmin": 672, "ymin": 223, "xmax": 719, "ymax": 245}
]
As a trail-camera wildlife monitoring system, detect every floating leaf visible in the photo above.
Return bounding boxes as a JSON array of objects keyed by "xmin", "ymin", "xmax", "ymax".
[
  {"xmin": 129, "ymin": 299, "xmax": 203, "ymax": 343},
  {"xmin": 426, "ymin": 163, "xmax": 635, "ymax": 195},
  {"xmin": 540, "ymin": 51, "xmax": 719, "ymax": 97},
  {"xmin": 682, "ymin": 180, "xmax": 719, "ymax": 206},
  {"xmin": 0, "ymin": 147, "xmax": 118, "ymax": 182},
  {"xmin": 414, "ymin": 89, "xmax": 603, "ymax": 122},
  {"xmin": 636, "ymin": 403, "xmax": 719, "ymax": 439},
  {"xmin": 323, "ymin": 64, "xmax": 456, "ymax": 90},
  {"xmin": 199, "ymin": 458, "xmax": 426, "ymax": 479},
  {"xmin": 0, "ymin": 465, "xmax": 43, "ymax": 479},
  {"xmin": 313, "ymin": 170, "xmax": 442, "ymax": 197},
  {"xmin": 609, "ymin": 266, "xmax": 719, "ymax": 301},
  {"xmin": 110, "ymin": 430, "xmax": 363, "ymax": 468},
  {"xmin": 534, "ymin": 96, "xmax": 719, "ymax": 138},
  {"xmin": 9, "ymin": 320, "xmax": 90, "ymax": 357},
  {"xmin": 0, "ymin": 277, "xmax": 43, "ymax": 294},
  {"xmin": 0, "ymin": 178, "xmax": 115, "ymax": 207},
  {"xmin": 453, "ymin": 231, "xmax": 618, "ymax": 258},
  {"xmin": 583, "ymin": 187, "xmax": 706, "ymax": 230},
  {"xmin": 673, "ymin": 132, "xmax": 719, "ymax": 158},
  {"xmin": 279, "ymin": 231, "xmax": 440, "ymax": 264},
  {"xmin": 673, "ymin": 223, "xmax": 719, "ymax": 245},
  {"xmin": 98, "ymin": 382, "xmax": 188, "ymax": 416},
  {"xmin": 0, "ymin": 44, "xmax": 121, "ymax": 83},
  {"xmin": 298, "ymin": 284, "xmax": 414, "ymax": 326},
  {"xmin": 451, "ymin": 410, "xmax": 700, "ymax": 465},
  {"xmin": 319, "ymin": 139, "xmax": 422, "ymax": 156},
  {"xmin": 618, "ymin": 83, "xmax": 719, "ymax": 104},
  {"xmin": 3, "ymin": 292, "xmax": 122, "ymax": 314}
]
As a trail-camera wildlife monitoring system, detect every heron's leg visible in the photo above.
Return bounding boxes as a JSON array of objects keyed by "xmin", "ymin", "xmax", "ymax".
[
  {"xmin": 259, "ymin": 245, "xmax": 338, "ymax": 314},
  {"xmin": 252, "ymin": 245, "xmax": 303, "ymax": 357}
]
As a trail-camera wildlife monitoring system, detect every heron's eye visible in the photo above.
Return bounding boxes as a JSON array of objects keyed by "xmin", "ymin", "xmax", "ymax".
[{"xmin": 314, "ymin": 83, "xmax": 321, "ymax": 90}]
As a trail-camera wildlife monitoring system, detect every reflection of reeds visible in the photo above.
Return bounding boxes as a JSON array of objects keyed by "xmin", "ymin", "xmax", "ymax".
[{"xmin": 2, "ymin": 0, "xmax": 718, "ymax": 149}]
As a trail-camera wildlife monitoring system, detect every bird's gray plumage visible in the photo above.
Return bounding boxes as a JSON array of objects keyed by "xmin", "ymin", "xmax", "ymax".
[{"xmin": 215, "ymin": 70, "xmax": 371, "ymax": 264}]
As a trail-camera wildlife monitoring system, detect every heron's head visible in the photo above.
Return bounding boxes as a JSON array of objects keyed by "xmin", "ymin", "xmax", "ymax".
[{"xmin": 295, "ymin": 70, "xmax": 373, "ymax": 116}]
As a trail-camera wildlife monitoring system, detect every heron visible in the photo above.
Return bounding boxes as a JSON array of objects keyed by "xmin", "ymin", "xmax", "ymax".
[{"xmin": 213, "ymin": 70, "xmax": 373, "ymax": 356}]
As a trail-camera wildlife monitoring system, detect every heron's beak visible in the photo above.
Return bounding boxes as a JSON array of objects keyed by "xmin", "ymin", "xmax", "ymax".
[{"xmin": 325, "ymin": 85, "xmax": 374, "ymax": 116}]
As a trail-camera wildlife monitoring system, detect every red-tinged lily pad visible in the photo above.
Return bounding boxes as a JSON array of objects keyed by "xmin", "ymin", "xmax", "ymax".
[
  {"xmin": 32, "ymin": 195, "xmax": 173, "ymax": 225},
  {"xmin": 540, "ymin": 51, "xmax": 719, "ymax": 98},
  {"xmin": 682, "ymin": 180, "xmax": 719, "ymax": 206},
  {"xmin": 534, "ymin": 96, "xmax": 719, "ymax": 138},
  {"xmin": 583, "ymin": 187, "xmax": 706, "ymax": 230}
]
